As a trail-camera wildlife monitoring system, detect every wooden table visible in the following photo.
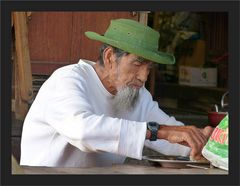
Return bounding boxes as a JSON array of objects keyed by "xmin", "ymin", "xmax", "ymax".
[{"xmin": 14, "ymin": 164, "xmax": 228, "ymax": 175}]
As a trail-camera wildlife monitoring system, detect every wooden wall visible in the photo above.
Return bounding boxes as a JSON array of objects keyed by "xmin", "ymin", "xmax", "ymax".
[
  {"xmin": 203, "ymin": 12, "xmax": 228, "ymax": 52},
  {"xmin": 27, "ymin": 12, "xmax": 138, "ymax": 75}
]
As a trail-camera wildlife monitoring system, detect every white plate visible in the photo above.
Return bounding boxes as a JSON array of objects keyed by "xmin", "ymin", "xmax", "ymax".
[{"xmin": 142, "ymin": 155, "xmax": 210, "ymax": 169}]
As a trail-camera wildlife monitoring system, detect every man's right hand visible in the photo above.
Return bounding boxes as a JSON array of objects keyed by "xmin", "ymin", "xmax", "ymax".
[{"xmin": 157, "ymin": 125, "xmax": 210, "ymax": 160}]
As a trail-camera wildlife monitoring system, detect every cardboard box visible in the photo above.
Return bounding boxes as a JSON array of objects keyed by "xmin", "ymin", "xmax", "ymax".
[{"xmin": 179, "ymin": 66, "xmax": 217, "ymax": 87}]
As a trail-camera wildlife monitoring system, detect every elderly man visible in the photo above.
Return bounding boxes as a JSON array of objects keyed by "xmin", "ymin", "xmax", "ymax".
[{"xmin": 20, "ymin": 18, "xmax": 212, "ymax": 167}]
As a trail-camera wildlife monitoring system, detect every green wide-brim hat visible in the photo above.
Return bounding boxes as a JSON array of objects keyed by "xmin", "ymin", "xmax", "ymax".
[{"xmin": 85, "ymin": 19, "xmax": 175, "ymax": 65}]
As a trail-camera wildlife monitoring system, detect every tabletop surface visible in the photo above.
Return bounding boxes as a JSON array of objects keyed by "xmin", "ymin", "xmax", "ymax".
[{"xmin": 14, "ymin": 164, "xmax": 228, "ymax": 175}]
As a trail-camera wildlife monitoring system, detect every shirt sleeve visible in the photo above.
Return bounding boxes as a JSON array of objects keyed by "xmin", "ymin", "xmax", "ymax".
[
  {"xmin": 43, "ymin": 73, "xmax": 146, "ymax": 160},
  {"xmin": 141, "ymin": 89, "xmax": 191, "ymax": 156}
]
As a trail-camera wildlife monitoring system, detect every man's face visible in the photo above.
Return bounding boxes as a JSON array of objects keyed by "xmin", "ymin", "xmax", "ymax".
[
  {"xmin": 110, "ymin": 53, "xmax": 153, "ymax": 113},
  {"xmin": 112, "ymin": 53, "xmax": 153, "ymax": 90}
]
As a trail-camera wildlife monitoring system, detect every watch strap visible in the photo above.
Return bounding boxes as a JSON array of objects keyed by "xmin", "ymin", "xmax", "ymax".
[{"xmin": 147, "ymin": 122, "xmax": 160, "ymax": 141}]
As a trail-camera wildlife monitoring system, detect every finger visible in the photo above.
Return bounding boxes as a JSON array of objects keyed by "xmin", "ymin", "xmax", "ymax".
[
  {"xmin": 181, "ymin": 131, "xmax": 199, "ymax": 156},
  {"xmin": 188, "ymin": 141, "xmax": 199, "ymax": 158},
  {"xmin": 189, "ymin": 145, "xmax": 202, "ymax": 160},
  {"xmin": 183, "ymin": 129, "xmax": 205, "ymax": 158},
  {"xmin": 190, "ymin": 154, "xmax": 203, "ymax": 161},
  {"xmin": 187, "ymin": 126, "xmax": 207, "ymax": 150},
  {"xmin": 203, "ymin": 126, "xmax": 214, "ymax": 138},
  {"xmin": 191, "ymin": 126, "xmax": 209, "ymax": 148},
  {"xmin": 193, "ymin": 154, "xmax": 203, "ymax": 161},
  {"xmin": 196, "ymin": 128, "xmax": 208, "ymax": 145}
]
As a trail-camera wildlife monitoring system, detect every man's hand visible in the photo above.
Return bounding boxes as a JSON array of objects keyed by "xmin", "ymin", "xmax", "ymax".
[{"xmin": 157, "ymin": 125, "xmax": 214, "ymax": 160}]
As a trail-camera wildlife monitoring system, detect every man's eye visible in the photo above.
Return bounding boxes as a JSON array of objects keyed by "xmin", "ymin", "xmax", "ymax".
[
  {"xmin": 148, "ymin": 64, "xmax": 154, "ymax": 69},
  {"xmin": 144, "ymin": 62, "xmax": 153, "ymax": 69},
  {"xmin": 133, "ymin": 61, "xmax": 142, "ymax": 66}
]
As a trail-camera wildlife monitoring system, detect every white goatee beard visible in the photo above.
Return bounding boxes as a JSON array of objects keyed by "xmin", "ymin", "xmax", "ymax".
[{"xmin": 112, "ymin": 86, "xmax": 139, "ymax": 114}]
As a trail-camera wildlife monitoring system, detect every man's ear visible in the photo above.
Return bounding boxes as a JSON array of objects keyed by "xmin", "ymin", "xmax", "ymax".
[{"xmin": 103, "ymin": 47, "xmax": 114, "ymax": 69}]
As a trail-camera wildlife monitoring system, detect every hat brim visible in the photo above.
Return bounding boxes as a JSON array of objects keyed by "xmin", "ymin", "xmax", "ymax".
[{"xmin": 85, "ymin": 31, "xmax": 175, "ymax": 65}]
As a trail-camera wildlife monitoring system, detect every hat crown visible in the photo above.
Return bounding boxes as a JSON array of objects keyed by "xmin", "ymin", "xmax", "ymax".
[
  {"xmin": 85, "ymin": 18, "xmax": 175, "ymax": 64},
  {"xmin": 104, "ymin": 19, "xmax": 160, "ymax": 51}
]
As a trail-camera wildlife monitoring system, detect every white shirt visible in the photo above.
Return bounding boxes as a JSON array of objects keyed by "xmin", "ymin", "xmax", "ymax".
[{"xmin": 20, "ymin": 59, "xmax": 190, "ymax": 167}]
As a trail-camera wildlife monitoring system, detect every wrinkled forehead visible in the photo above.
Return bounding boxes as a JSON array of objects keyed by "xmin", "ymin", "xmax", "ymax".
[
  {"xmin": 130, "ymin": 54, "xmax": 153, "ymax": 64},
  {"xmin": 129, "ymin": 54, "xmax": 151, "ymax": 63}
]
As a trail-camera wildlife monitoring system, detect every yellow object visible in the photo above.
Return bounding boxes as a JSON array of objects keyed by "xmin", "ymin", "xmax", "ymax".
[{"xmin": 180, "ymin": 40, "xmax": 206, "ymax": 67}]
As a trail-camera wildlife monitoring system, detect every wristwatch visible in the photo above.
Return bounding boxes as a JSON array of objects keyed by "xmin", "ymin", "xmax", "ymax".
[{"xmin": 147, "ymin": 122, "xmax": 160, "ymax": 141}]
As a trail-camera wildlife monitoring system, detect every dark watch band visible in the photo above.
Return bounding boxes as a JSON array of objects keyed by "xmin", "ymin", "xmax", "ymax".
[{"xmin": 147, "ymin": 121, "xmax": 160, "ymax": 141}]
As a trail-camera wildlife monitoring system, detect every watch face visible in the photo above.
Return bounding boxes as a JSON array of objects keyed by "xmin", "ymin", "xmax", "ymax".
[
  {"xmin": 149, "ymin": 123, "xmax": 155, "ymax": 127},
  {"xmin": 148, "ymin": 122, "xmax": 159, "ymax": 130}
]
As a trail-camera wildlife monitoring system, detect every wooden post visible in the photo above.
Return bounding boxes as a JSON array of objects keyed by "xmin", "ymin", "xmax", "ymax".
[
  {"xmin": 139, "ymin": 12, "xmax": 156, "ymax": 97},
  {"xmin": 12, "ymin": 12, "xmax": 33, "ymax": 120},
  {"xmin": 139, "ymin": 11, "xmax": 150, "ymax": 25}
]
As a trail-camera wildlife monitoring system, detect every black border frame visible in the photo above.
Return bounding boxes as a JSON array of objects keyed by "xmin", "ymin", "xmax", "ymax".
[{"xmin": 1, "ymin": 1, "xmax": 239, "ymax": 186}]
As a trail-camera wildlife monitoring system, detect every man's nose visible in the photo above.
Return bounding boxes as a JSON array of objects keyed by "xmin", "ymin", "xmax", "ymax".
[{"xmin": 137, "ymin": 65, "xmax": 150, "ymax": 83}]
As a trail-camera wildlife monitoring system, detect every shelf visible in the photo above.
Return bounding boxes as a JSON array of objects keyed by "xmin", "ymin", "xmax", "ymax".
[
  {"xmin": 155, "ymin": 82, "xmax": 227, "ymax": 100},
  {"xmin": 154, "ymin": 82, "xmax": 228, "ymax": 114}
]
